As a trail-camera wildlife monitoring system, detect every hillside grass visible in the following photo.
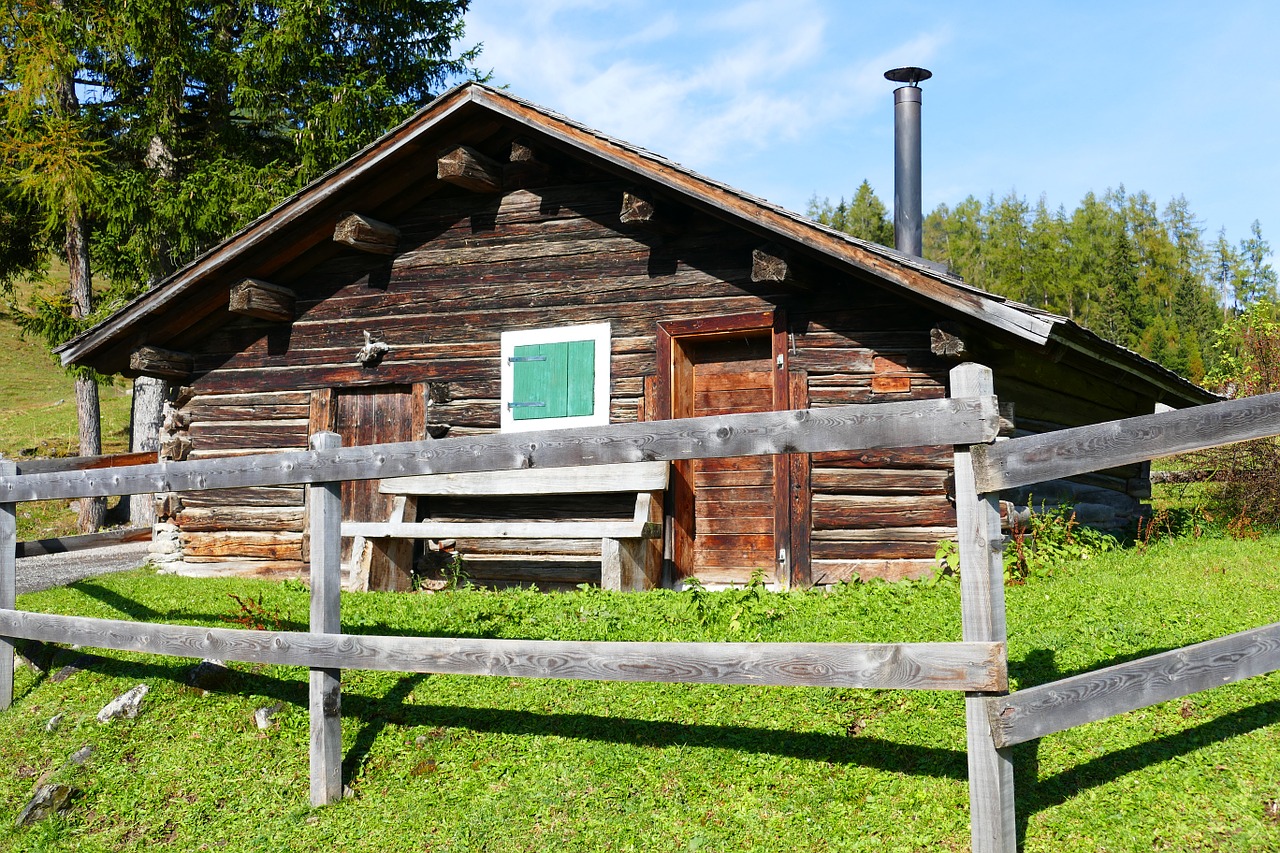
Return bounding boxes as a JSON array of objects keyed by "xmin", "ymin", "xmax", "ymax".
[
  {"xmin": 1, "ymin": 269, "xmax": 134, "ymax": 539},
  {"xmin": 1, "ymin": 531, "xmax": 1278, "ymax": 852}
]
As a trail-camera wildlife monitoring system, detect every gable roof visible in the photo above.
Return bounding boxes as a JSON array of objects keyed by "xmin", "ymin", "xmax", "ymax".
[{"xmin": 57, "ymin": 82, "xmax": 1216, "ymax": 407}]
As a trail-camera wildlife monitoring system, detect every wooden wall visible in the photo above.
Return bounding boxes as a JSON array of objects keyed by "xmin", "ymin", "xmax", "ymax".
[{"xmin": 152, "ymin": 166, "xmax": 1153, "ymax": 587}]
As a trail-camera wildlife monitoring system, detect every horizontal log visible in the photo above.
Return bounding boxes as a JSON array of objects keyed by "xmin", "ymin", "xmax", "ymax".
[
  {"xmin": 810, "ymin": 539, "xmax": 941, "ymax": 560},
  {"xmin": 974, "ymin": 391, "xmax": 1280, "ymax": 492},
  {"xmin": 813, "ymin": 495, "xmax": 957, "ymax": 529},
  {"xmin": 342, "ymin": 521, "xmax": 661, "ymax": 540},
  {"xmin": 810, "ymin": 559, "xmax": 937, "ymax": 584},
  {"xmin": 811, "ymin": 445, "xmax": 953, "ymax": 469},
  {"xmin": 0, "ymin": 610, "xmax": 1006, "ymax": 690},
  {"xmin": 228, "ymin": 278, "xmax": 296, "ymax": 322},
  {"xmin": 15, "ymin": 451, "xmax": 157, "ymax": 475},
  {"xmin": 987, "ymin": 620, "xmax": 1280, "ymax": 748},
  {"xmin": 174, "ymin": 506, "xmax": 305, "ymax": 533},
  {"xmin": 179, "ymin": 531, "xmax": 302, "ymax": 560},
  {"xmin": 189, "ymin": 420, "xmax": 310, "ymax": 451},
  {"xmin": 0, "ymin": 397, "xmax": 1000, "ymax": 502},
  {"xmin": 173, "ymin": 486, "xmax": 302, "ymax": 508},
  {"xmin": 811, "ymin": 468, "xmax": 949, "ymax": 495},
  {"xmin": 16, "ymin": 526, "xmax": 151, "ymax": 558}
]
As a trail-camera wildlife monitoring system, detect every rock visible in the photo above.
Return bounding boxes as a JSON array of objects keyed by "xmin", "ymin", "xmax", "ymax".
[
  {"xmin": 186, "ymin": 659, "xmax": 230, "ymax": 692},
  {"xmin": 50, "ymin": 653, "xmax": 103, "ymax": 684},
  {"xmin": 67, "ymin": 745, "xmax": 94, "ymax": 766},
  {"xmin": 45, "ymin": 714, "xmax": 63, "ymax": 733},
  {"xmin": 253, "ymin": 702, "xmax": 284, "ymax": 730},
  {"xmin": 15, "ymin": 784, "xmax": 74, "ymax": 827},
  {"xmin": 97, "ymin": 684, "xmax": 149, "ymax": 723}
]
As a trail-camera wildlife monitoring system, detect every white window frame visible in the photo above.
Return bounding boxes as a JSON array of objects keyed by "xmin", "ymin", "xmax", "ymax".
[{"xmin": 499, "ymin": 322, "xmax": 611, "ymax": 433}]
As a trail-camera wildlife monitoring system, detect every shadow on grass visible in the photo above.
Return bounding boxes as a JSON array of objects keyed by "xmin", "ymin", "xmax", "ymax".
[
  {"xmin": 1007, "ymin": 646, "xmax": 1280, "ymax": 847},
  {"xmin": 38, "ymin": 651, "xmax": 969, "ymax": 782}
]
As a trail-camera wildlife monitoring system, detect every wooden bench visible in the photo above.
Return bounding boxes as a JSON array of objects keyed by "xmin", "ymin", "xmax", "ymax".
[{"xmin": 340, "ymin": 461, "xmax": 668, "ymax": 591}]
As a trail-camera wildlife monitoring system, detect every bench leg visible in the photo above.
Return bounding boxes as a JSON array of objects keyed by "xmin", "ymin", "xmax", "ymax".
[{"xmin": 602, "ymin": 537, "xmax": 657, "ymax": 592}]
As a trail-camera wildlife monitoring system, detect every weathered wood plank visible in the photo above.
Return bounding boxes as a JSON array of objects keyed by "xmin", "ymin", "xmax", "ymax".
[
  {"xmin": 0, "ymin": 459, "xmax": 14, "ymax": 711},
  {"xmin": 987, "ymin": 620, "xmax": 1280, "ymax": 749},
  {"xmin": 0, "ymin": 398, "xmax": 1000, "ymax": 502},
  {"xmin": 308, "ymin": 432, "xmax": 342, "ymax": 807},
  {"xmin": 383, "ymin": 461, "xmax": 668, "ymax": 497},
  {"xmin": 343, "ymin": 520, "xmax": 661, "ymax": 540},
  {"xmin": 16, "ymin": 526, "xmax": 151, "ymax": 558},
  {"xmin": 974, "ymin": 390, "xmax": 1280, "ymax": 493},
  {"xmin": 952, "ymin": 363, "xmax": 1015, "ymax": 853},
  {"xmin": 0, "ymin": 609, "xmax": 1008, "ymax": 691}
]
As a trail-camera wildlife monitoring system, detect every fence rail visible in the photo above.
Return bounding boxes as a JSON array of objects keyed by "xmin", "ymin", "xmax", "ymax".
[
  {"xmin": 3, "ymin": 369, "xmax": 1280, "ymax": 852},
  {"xmin": 0, "ymin": 610, "xmax": 1007, "ymax": 691},
  {"xmin": 0, "ymin": 397, "xmax": 998, "ymax": 503},
  {"xmin": 987, "ymin": 621, "xmax": 1280, "ymax": 748},
  {"xmin": 973, "ymin": 389, "xmax": 1280, "ymax": 492}
]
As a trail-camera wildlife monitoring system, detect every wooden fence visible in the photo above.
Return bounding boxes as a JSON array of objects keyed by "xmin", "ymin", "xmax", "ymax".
[
  {"xmin": 11, "ymin": 451, "xmax": 156, "ymax": 558},
  {"xmin": 1, "ymin": 364, "xmax": 1279, "ymax": 852}
]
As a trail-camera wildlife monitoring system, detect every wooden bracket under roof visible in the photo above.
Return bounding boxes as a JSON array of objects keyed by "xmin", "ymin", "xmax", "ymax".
[
  {"xmin": 751, "ymin": 243, "xmax": 793, "ymax": 284},
  {"xmin": 437, "ymin": 144, "xmax": 503, "ymax": 193},
  {"xmin": 130, "ymin": 344, "xmax": 193, "ymax": 380},
  {"xmin": 229, "ymin": 278, "xmax": 296, "ymax": 323},
  {"xmin": 504, "ymin": 137, "xmax": 550, "ymax": 188},
  {"xmin": 333, "ymin": 212, "xmax": 400, "ymax": 255}
]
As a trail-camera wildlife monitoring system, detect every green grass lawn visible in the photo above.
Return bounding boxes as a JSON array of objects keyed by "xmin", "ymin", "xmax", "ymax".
[{"xmin": 1, "ymin": 531, "xmax": 1278, "ymax": 852}]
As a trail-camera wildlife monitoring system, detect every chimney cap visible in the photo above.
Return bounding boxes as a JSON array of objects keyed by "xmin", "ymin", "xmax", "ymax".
[{"xmin": 884, "ymin": 67, "xmax": 932, "ymax": 87}]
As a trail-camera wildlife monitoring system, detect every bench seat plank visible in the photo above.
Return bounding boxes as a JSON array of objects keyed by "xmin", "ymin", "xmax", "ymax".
[
  {"xmin": 342, "ymin": 521, "xmax": 662, "ymax": 540},
  {"xmin": 381, "ymin": 461, "xmax": 669, "ymax": 497}
]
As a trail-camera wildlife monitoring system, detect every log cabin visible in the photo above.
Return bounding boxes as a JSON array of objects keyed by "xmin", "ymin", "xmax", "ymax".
[{"xmin": 56, "ymin": 82, "xmax": 1216, "ymax": 591}]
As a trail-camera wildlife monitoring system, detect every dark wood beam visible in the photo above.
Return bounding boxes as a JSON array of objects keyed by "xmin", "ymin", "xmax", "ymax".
[
  {"xmin": 229, "ymin": 278, "xmax": 296, "ymax": 322},
  {"xmin": 130, "ymin": 345, "xmax": 193, "ymax": 380},
  {"xmin": 751, "ymin": 243, "xmax": 793, "ymax": 283},
  {"xmin": 437, "ymin": 145, "xmax": 503, "ymax": 193},
  {"xmin": 333, "ymin": 212, "xmax": 400, "ymax": 255}
]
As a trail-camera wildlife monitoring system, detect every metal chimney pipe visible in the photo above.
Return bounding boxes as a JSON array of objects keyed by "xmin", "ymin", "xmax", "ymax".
[{"xmin": 885, "ymin": 67, "xmax": 931, "ymax": 257}]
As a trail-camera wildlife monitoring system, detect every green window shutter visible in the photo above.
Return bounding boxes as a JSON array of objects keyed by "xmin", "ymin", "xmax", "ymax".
[
  {"xmin": 510, "ymin": 340, "xmax": 596, "ymax": 421},
  {"xmin": 565, "ymin": 339, "xmax": 596, "ymax": 417}
]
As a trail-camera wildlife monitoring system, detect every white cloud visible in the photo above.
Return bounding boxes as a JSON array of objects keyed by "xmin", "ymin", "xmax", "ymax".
[{"xmin": 467, "ymin": 1, "xmax": 948, "ymax": 171}]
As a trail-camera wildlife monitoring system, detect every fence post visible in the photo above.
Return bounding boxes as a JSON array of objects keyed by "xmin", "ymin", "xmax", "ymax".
[
  {"xmin": 0, "ymin": 459, "xmax": 15, "ymax": 711},
  {"xmin": 308, "ymin": 432, "xmax": 343, "ymax": 806},
  {"xmin": 950, "ymin": 363, "xmax": 1016, "ymax": 853}
]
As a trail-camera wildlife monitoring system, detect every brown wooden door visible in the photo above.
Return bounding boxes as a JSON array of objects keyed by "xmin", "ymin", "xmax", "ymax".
[
  {"xmin": 670, "ymin": 332, "xmax": 788, "ymax": 585},
  {"xmin": 316, "ymin": 384, "xmax": 424, "ymax": 590}
]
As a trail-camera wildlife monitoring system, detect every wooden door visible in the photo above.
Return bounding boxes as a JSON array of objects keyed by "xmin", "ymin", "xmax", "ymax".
[
  {"xmin": 311, "ymin": 384, "xmax": 423, "ymax": 590},
  {"xmin": 663, "ymin": 319, "xmax": 791, "ymax": 586}
]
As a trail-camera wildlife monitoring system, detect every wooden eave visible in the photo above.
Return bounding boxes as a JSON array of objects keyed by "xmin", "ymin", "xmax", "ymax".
[{"xmin": 56, "ymin": 83, "xmax": 1213, "ymax": 409}]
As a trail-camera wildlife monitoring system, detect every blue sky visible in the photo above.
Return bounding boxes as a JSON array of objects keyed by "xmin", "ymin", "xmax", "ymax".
[{"xmin": 465, "ymin": 1, "xmax": 1280, "ymax": 256}]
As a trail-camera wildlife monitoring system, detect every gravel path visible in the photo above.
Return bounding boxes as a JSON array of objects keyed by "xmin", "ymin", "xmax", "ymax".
[{"xmin": 15, "ymin": 541, "xmax": 153, "ymax": 596}]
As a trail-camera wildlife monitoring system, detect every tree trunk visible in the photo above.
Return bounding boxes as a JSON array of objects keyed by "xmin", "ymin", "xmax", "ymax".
[
  {"xmin": 129, "ymin": 376, "xmax": 167, "ymax": 525},
  {"xmin": 66, "ymin": 208, "xmax": 105, "ymax": 533}
]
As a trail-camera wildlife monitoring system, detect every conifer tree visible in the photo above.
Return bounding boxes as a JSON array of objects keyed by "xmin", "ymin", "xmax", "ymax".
[{"xmin": 0, "ymin": 0, "xmax": 479, "ymax": 530}]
